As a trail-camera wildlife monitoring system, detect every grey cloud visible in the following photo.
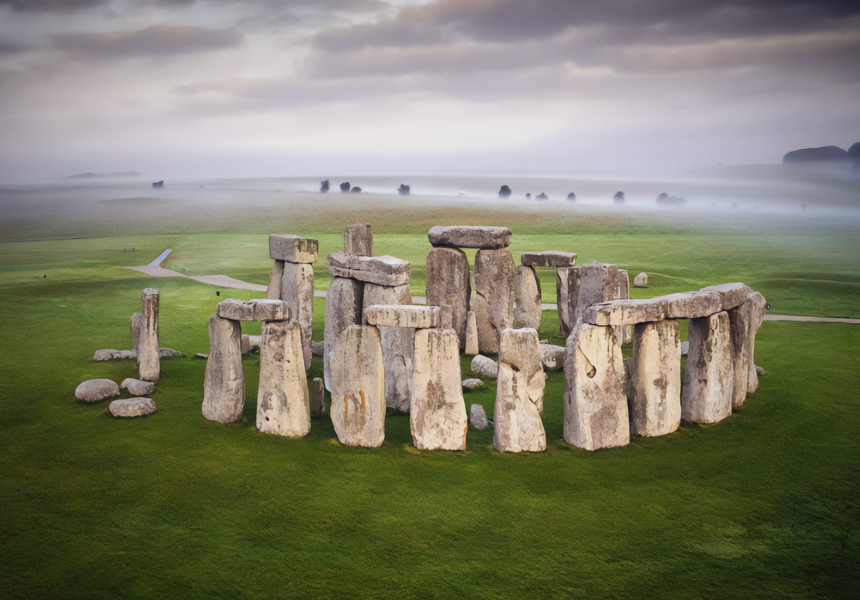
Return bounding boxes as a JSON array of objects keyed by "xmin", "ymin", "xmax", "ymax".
[
  {"xmin": 52, "ymin": 24, "xmax": 243, "ymax": 58},
  {"xmin": 1, "ymin": 0, "xmax": 386, "ymax": 13},
  {"xmin": 0, "ymin": 0, "xmax": 107, "ymax": 12}
]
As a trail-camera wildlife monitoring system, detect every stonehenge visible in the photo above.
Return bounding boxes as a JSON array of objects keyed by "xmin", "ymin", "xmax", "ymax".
[
  {"xmin": 138, "ymin": 288, "xmax": 160, "ymax": 381},
  {"xmin": 494, "ymin": 328, "xmax": 547, "ymax": 452}
]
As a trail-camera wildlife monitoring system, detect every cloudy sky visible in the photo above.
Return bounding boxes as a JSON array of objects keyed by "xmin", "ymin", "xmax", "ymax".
[{"xmin": 0, "ymin": 0, "xmax": 858, "ymax": 182}]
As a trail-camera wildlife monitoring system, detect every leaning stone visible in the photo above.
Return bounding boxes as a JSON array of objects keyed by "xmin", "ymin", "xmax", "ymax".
[
  {"xmin": 514, "ymin": 265, "xmax": 542, "ymax": 330},
  {"xmin": 327, "ymin": 252, "xmax": 411, "ymax": 287},
  {"xmin": 556, "ymin": 266, "xmax": 580, "ymax": 336},
  {"xmin": 520, "ymin": 251, "xmax": 577, "ymax": 267},
  {"xmin": 109, "ymin": 397, "xmax": 157, "ymax": 418},
  {"xmin": 539, "ymin": 343, "xmax": 565, "ymax": 371},
  {"xmin": 310, "ymin": 377, "xmax": 326, "ymax": 418},
  {"xmin": 471, "ymin": 294, "xmax": 497, "ymax": 354},
  {"xmin": 411, "ymin": 328, "xmax": 468, "ymax": 450},
  {"xmin": 120, "ymin": 378, "xmax": 155, "ymax": 397},
  {"xmin": 494, "ymin": 329, "xmax": 546, "ymax": 452},
  {"xmin": 473, "ymin": 248, "xmax": 516, "ymax": 353},
  {"xmin": 330, "ymin": 325, "xmax": 386, "ymax": 447},
  {"xmin": 564, "ymin": 322, "xmax": 629, "ymax": 450},
  {"xmin": 130, "ymin": 312, "xmax": 143, "ymax": 354},
  {"xmin": 699, "ymin": 282, "xmax": 753, "ymax": 311},
  {"xmin": 657, "ymin": 290, "xmax": 722, "ymax": 319},
  {"xmin": 216, "ymin": 298, "xmax": 290, "ymax": 322},
  {"xmin": 324, "ymin": 277, "xmax": 364, "ymax": 391},
  {"xmin": 582, "ymin": 298, "xmax": 667, "ymax": 326},
  {"xmin": 427, "ymin": 225, "xmax": 511, "ymax": 249},
  {"xmin": 344, "ymin": 221, "xmax": 373, "ymax": 256},
  {"xmin": 746, "ymin": 292, "xmax": 767, "ymax": 393},
  {"xmin": 364, "ymin": 305, "xmax": 440, "ymax": 329},
  {"xmin": 138, "ymin": 288, "xmax": 160, "ymax": 382},
  {"xmin": 425, "ymin": 247, "xmax": 471, "ymax": 345},
  {"xmin": 470, "ymin": 404, "xmax": 489, "ymax": 429},
  {"xmin": 627, "ymin": 320, "xmax": 681, "ymax": 437},
  {"xmin": 281, "ymin": 262, "xmax": 314, "ymax": 369},
  {"xmin": 729, "ymin": 292, "xmax": 767, "ymax": 407},
  {"xmin": 363, "ymin": 283, "xmax": 414, "ymax": 412},
  {"xmin": 75, "ymin": 379, "xmax": 120, "ymax": 403},
  {"xmin": 463, "ymin": 378, "xmax": 484, "ymax": 390},
  {"xmin": 311, "ymin": 340, "xmax": 324, "ymax": 356},
  {"xmin": 158, "ymin": 348, "xmax": 182, "ymax": 358},
  {"xmin": 256, "ymin": 320, "xmax": 310, "ymax": 438},
  {"xmin": 266, "ymin": 260, "xmax": 284, "ymax": 299},
  {"xmin": 464, "ymin": 311, "xmax": 479, "ymax": 355},
  {"xmin": 633, "ymin": 272, "xmax": 648, "ymax": 288},
  {"xmin": 269, "ymin": 234, "xmax": 318, "ymax": 264},
  {"xmin": 471, "ymin": 354, "xmax": 498, "ymax": 379},
  {"xmin": 202, "ymin": 314, "xmax": 245, "ymax": 423},
  {"xmin": 681, "ymin": 311, "xmax": 733, "ymax": 424},
  {"xmin": 93, "ymin": 349, "xmax": 121, "ymax": 361}
]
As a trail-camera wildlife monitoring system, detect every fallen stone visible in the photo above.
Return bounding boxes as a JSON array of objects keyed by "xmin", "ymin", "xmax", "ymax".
[
  {"xmin": 109, "ymin": 397, "xmax": 157, "ymax": 418},
  {"xmin": 363, "ymin": 283, "xmax": 414, "ymax": 412},
  {"xmin": 310, "ymin": 377, "xmax": 326, "ymax": 418},
  {"xmin": 281, "ymin": 261, "xmax": 314, "ymax": 369},
  {"xmin": 656, "ymin": 290, "xmax": 722, "ymax": 319},
  {"xmin": 120, "ymin": 378, "xmax": 155, "ymax": 397},
  {"xmin": 514, "ymin": 265, "xmax": 542, "ymax": 330},
  {"xmin": 364, "ymin": 305, "xmax": 440, "ymax": 329},
  {"xmin": 195, "ymin": 353, "xmax": 209, "ymax": 359},
  {"xmin": 583, "ymin": 298, "xmax": 667, "ymax": 326},
  {"xmin": 344, "ymin": 221, "xmax": 373, "ymax": 256},
  {"xmin": 538, "ymin": 343, "xmax": 565, "ymax": 371},
  {"xmin": 138, "ymin": 288, "xmax": 160, "ymax": 382},
  {"xmin": 473, "ymin": 248, "xmax": 516, "ymax": 353},
  {"xmin": 425, "ymin": 247, "xmax": 471, "ymax": 346},
  {"xmin": 216, "ymin": 298, "xmax": 290, "ymax": 322},
  {"xmin": 462, "ymin": 378, "xmax": 484, "ymax": 390},
  {"xmin": 699, "ymin": 282, "xmax": 753, "ymax": 311},
  {"xmin": 470, "ymin": 404, "xmax": 489, "ymax": 429},
  {"xmin": 471, "ymin": 354, "xmax": 498, "ymax": 379},
  {"xmin": 256, "ymin": 320, "xmax": 310, "ymax": 438},
  {"xmin": 202, "ymin": 314, "xmax": 245, "ymax": 423},
  {"xmin": 681, "ymin": 311, "xmax": 733, "ymax": 424},
  {"xmin": 494, "ymin": 329, "xmax": 546, "ymax": 452},
  {"xmin": 633, "ymin": 272, "xmax": 648, "ymax": 288},
  {"xmin": 327, "ymin": 252, "xmax": 411, "ymax": 287},
  {"xmin": 428, "ymin": 225, "xmax": 512, "ymax": 249},
  {"xmin": 464, "ymin": 311, "xmax": 479, "ymax": 355},
  {"xmin": 93, "ymin": 349, "xmax": 122, "ymax": 361},
  {"xmin": 627, "ymin": 320, "xmax": 682, "ymax": 437},
  {"xmin": 410, "ymin": 328, "xmax": 468, "ymax": 450},
  {"xmin": 520, "ymin": 251, "xmax": 577, "ymax": 268},
  {"xmin": 75, "ymin": 379, "xmax": 120, "ymax": 403},
  {"xmin": 269, "ymin": 234, "xmax": 318, "ymax": 263},
  {"xmin": 266, "ymin": 260, "xmax": 284, "ymax": 299},
  {"xmin": 324, "ymin": 277, "xmax": 364, "ymax": 391},
  {"xmin": 158, "ymin": 348, "xmax": 182, "ymax": 358},
  {"xmin": 311, "ymin": 340, "xmax": 324, "ymax": 356}
]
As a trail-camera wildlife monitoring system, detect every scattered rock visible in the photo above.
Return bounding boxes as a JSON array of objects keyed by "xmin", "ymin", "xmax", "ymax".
[
  {"xmin": 471, "ymin": 355, "xmax": 497, "ymax": 379},
  {"xmin": 109, "ymin": 397, "xmax": 157, "ymax": 417},
  {"xmin": 633, "ymin": 272, "xmax": 648, "ymax": 288},
  {"xmin": 120, "ymin": 378, "xmax": 155, "ymax": 396},
  {"xmin": 470, "ymin": 404, "xmax": 489, "ymax": 429},
  {"xmin": 462, "ymin": 378, "xmax": 484, "ymax": 390},
  {"xmin": 75, "ymin": 379, "xmax": 120, "ymax": 403},
  {"xmin": 93, "ymin": 349, "xmax": 123, "ymax": 361}
]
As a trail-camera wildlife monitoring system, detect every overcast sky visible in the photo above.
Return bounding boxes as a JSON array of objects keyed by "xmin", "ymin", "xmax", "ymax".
[{"xmin": 0, "ymin": 0, "xmax": 858, "ymax": 182}]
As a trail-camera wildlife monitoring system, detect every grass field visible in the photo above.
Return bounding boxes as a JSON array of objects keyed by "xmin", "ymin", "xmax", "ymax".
[{"xmin": 1, "ymin": 183, "xmax": 859, "ymax": 599}]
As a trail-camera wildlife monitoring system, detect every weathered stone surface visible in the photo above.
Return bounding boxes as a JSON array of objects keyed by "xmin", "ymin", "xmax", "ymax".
[
  {"xmin": 514, "ymin": 265, "xmax": 542, "ymax": 330},
  {"xmin": 266, "ymin": 260, "xmax": 285, "ymax": 299},
  {"xmin": 470, "ymin": 404, "xmax": 489, "ymax": 429},
  {"xmin": 428, "ymin": 225, "xmax": 511, "ymax": 249},
  {"xmin": 471, "ymin": 354, "xmax": 497, "ymax": 379},
  {"xmin": 327, "ymin": 252, "xmax": 411, "ymax": 286},
  {"xmin": 159, "ymin": 348, "xmax": 182, "ymax": 358},
  {"xmin": 310, "ymin": 377, "xmax": 326, "ymax": 418},
  {"xmin": 202, "ymin": 314, "xmax": 245, "ymax": 423},
  {"xmin": 269, "ymin": 234, "xmax": 318, "ymax": 263},
  {"xmin": 494, "ymin": 329, "xmax": 546, "ymax": 452},
  {"xmin": 700, "ymin": 282, "xmax": 753, "ymax": 311},
  {"xmin": 473, "ymin": 248, "xmax": 516, "ymax": 353},
  {"xmin": 438, "ymin": 304, "xmax": 453, "ymax": 330},
  {"xmin": 410, "ymin": 328, "xmax": 468, "ymax": 450},
  {"xmin": 556, "ymin": 266, "xmax": 580, "ymax": 336},
  {"xmin": 241, "ymin": 334, "xmax": 251, "ymax": 355},
  {"xmin": 681, "ymin": 311, "xmax": 733, "ymax": 424},
  {"xmin": 257, "ymin": 320, "xmax": 311, "ymax": 438},
  {"xmin": 130, "ymin": 312, "xmax": 143, "ymax": 354},
  {"xmin": 324, "ymin": 277, "xmax": 364, "ymax": 391},
  {"xmin": 464, "ymin": 311, "xmax": 479, "ymax": 355},
  {"xmin": 425, "ymin": 247, "xmax": 470, "ymax": 346},
  {"xmin": 281, "ymin": 262, "xmax": 314, "ymax": 370},
  {"xmin": 247, "ymin": 335, "xmax": 261, "ymax": 352},
  {"xmin": 109, "ymin": 397, "xmax": 157, "ymax": 417},
  {"xmin": 520, "ymin": 251, "xmax": 577, "ymax": 267},
  {"xmin": 364, "ymin": 305, "xmax": 440, "ymax": 329},
  {"xmin": 746, "ymin": 292, "xmax": 767, "ymax": 394},
  {"xmin": 120, "ymin": 378, "xmax": 155, "ymax": 397},
  {"xmin": 539, "ymin": 343, "xmax": 565, "ymax": 371},
  {"xmin": 576, "ymin": 263, "xmax": 623, "ymax": 322},
  {"xmin": 564, "ymin": 323, "xmax": 629, "ymax": 450},
  {"xmin": 344, "ymin": 221, "xmax": 372, "ymax": 256},
  {"xmin": 138, "ymin": 288, "xmax": 160, "ymax": 382},
  {"xmin": 583, "ymin": 298, "xmax": 667, "ymax": 326},
  {"xmin": 627, "ymin": 320, "xmax": 681, "ymax": 437},
  {"xmin": 363, "ymin": 283, "xmax": 414, "ymax": 411},
  {"xmin": 216, "ymin": 298, "xmax": 290, "ymax": 322},
  {"xmin": 681, "ymin": 340, "xmax": 689, "ymax": 356},
  {"xmin": 93, "ymin": 349, "xmax": 122, "ymax": 361},
  {"xmin": 330, "ymin": 325, "xmax": 386, "ymax": 447},
  {"xmin": 617, "ymin": 269, "xmax": 632, "ymax": 344},
  {"xmin": 311, "ymin": 340, "xmax": 324, "ymax": 356},
  {"xmin": 75, "ymin": 379, "xmax": 120, "ymax": 403},
  {"xmin": 633, "ymin": 272, "xmax": 648, "ymax": 288},
  {"xmin": 463, "ymin": 378, "xmax": 484, "ymax": 390},
  {"xmin": 657, "ymin": 290, "xmax": 722, "ymax": 319},
  {"xmin": 729, "ymin": 292, "xmax": 767, "ymax": 407}
]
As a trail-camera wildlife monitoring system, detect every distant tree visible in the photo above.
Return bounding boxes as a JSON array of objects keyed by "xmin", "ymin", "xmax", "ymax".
[
  {"xmin": 614, "ymin": 191, "xmax": 625, "ymax": 204},
  {"xmin": 536, "ymin": 192, "xmax": 548, "ymax": 200},
  {"xmin": 567, "ymin": 192, "xmax": 576, "ymax": 201},
  {"xmin": 320, "ymin": 180, "xmax": 330, "ymax": 193},
  {"xmin": 340, "ymin": 182, "xmax": 350, "ymax": 193},
  {"xmin": 498, "ymin": 185, "xmax": 512, "ymax": 198},
  {"xmin": 398, "ymin": 184, "xmax": 410, "ymax": 196},
  {"xmin": 525, "ymin": 193, "xmax": 531, "ymax": 199},
  {"xmin": 350, "ymin": 186, "xmax": 362, "ymax": 193}
]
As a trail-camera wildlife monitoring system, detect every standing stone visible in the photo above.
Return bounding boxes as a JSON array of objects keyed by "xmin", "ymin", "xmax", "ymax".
[
  {"xmin": 470, "ymin": 404, "xmax": 489, "ymax": 429},
  {"xmin": 410, "ymin": 328, "xmax": 468, "ymax": 450},
  {"xmin": 138, "ymin": 288, "xmax": 160, "ymax": 382},
  {"xmin": 473, "ymin": 248, "xmax": 516, "ymax": 353},
  {"xmin": 682, "ymin": 311, "xmax": 734, "ymax": 424},
  {"xmin": 364, "ymin": 283, "xmax": 414, "ymax": 412},
  {"xmin": 634, "ymin": 272, "xmax": 648, "ymax": 288},
  {"xmin": 266, "ymin": 260, "xmax": 285, "ymax": 300},
  {"xmin": 539, "ymin": 343, "xmax": 565, "ymax": 371},
  {"xmin": 202, "ymin": 315, "xmax": 245, "ymax": 423},
  {"xmin": 464, "ymin": 311, "xmax": 479, "ymax": 355},
  {"xmin": 494, "ymin": 329, "xmax": 547, "ymax": 452},
  {"xmin": 330, "ymin": 325, "xmax": 386, "ymax": 447},
  {"xmin": 281, "ymin": 262, "xmax": 314, "ymax": 371},
  {"xmin": 323, "ymin": 277, "xmax": 364, "ymax": 391},
  {"xmin": 576, "ymin": 263, "xmax": 622, "ymax": 322},
  {"xmin": 130, "ymin": 312, "xmax": 143, "ymax": 355},
  {"xmin": 514, "ymin": 265, "xmax": 542, "ymax": 330},
  {"xmin": 617, "ymin": 269, "xmax": 632, "ymax": 344},
  {"xmin": 627, "ymin": 320, "xmax": 681, "ymax": 437},
  {"xmin": 729, "ymin": 292, "xmax": 767, "ymax": 407},
  {"xmin": 425, "ymin": 247, "xmax": 471, "ymax": 346},
  {"xmin": 344, "ymin": 221, "xmax": 373, "ymax": 256},
  {"xmin": 310, "ymin": 377, "xmax": 326, "ymax": 418},
  {"xmin": 556, "ymin": 266, "xmax": 580, "ymax": 336},
  {"xmin": 564, "ymin": 322, "xmax": 629, "ymax": 450},
  {"xmin": 241, "ymin": 334, "xmax": 251, "ymax": 355},
  {"xmin": 257, "ymin": 320, "xmax": 310, "ymax": 437},
  {"xmin": 746, "ymin": 292, "xmax": 767, "ymax": 393}
]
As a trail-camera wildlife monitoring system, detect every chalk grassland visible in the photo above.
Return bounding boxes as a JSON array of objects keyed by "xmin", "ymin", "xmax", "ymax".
[{"xmin": 0, "ymin": 185, "xmax": 859, "ymax": 598}]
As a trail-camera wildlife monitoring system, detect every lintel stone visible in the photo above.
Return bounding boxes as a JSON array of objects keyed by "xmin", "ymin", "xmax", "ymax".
[
  {"xmin": 699, "ymin": 282, "xmax": 752, "ymax": 311},
  {"xmin": 428, "ymin": 225, "xmax": 511, "ymax": 249},
  {"xmin": 216, "ymin": 298, "xmax": 290, "ymax": 322},
  {"xmin": 269, "ymin": 234, "xmax": 318, "ymax": 263},
  {"xmin": 365, "ymin": 304, "xmax": 440, "ymax": 329},
  {"xmin": 520, "ymin": 251, "xmax": 577, "ymax": 267},
  {"xmin": 327, "ymin": 252, "xmax": 411, "ymax": 286},
  {"xmin": 583, "ymin": 298, "xmax": 667, "ymax": 326}
]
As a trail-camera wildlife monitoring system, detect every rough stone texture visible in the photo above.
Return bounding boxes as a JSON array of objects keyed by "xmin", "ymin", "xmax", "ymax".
[
  {"xmin": 617, "ymin": 269, "xmax": 632, "ymax": 344},
  {"xmin": 310, "ymin": 377, "xmax": 326, "ymax": 418},
  {"xmin": 327, "ymin": 252, "xmax": 411, "ymax": 286},
  {"xmin": 241, "ymin": 334, "xmax": 251, "ymax": 355},
  {"xmin": 120, "ymin": 378, "xmax": 155, "ymax": 397},
  {"xmin": 93, "ymin": 349, "xmax": 126, "ymax": 361},
  {"xmin": 109, "ymin": 397, "xmax": 157, "ymax": 418},
  {"xmin": 556, "ymin": 266, "xmax": 580, "ymax": 336},
  {"xmin": 681, "ymin": 311, "xmax": 734, "ymax": 424},
  {"xmin": 627, "ymin": 320, "xmax": 682, "ymax": 437},
  {"xmin": 700, "ymin": 282, "xmax": 753, "ymax": 311},
  {"xmin": 438, "ymin": 304, "xmax": 453, "ymax": 330},
  {"xmin": 248, "ymin": 335, "xmax": 261, "ymax": 352},
  {"xmin": 681, "ymin": 340, "xmax": 689, "ymax": 356},
  {"xmin": 729, "ymin": 292, "xmax": 767, "ymax": 407},
  {"xmin": 564, "ymin": 323, "xmax": 629, "ymax": 450},
  {"xmin": 473, "ymin": 248, "xmax": 516, "ymax": 353},
  {"xmin": 344, "ymin": 221, "xmax": 373, "ymax": 256},
  {"xmin": 364, "ymin": 305, "xmax": 440, "ymax": 329},
  {"xmin": 329, "ymin": 325, "xmax": 386, "ymax": 447},
  {"xmin": 576, "ymin": 263, "xmax": 622, "ymax": 322},
  {"xmin": 494, "ymin": 329, "xmax": 547, "ymax": 453},
  {"xmin": 746, "ymin": 292, "xmax": 767, "ymax": 394},
  {"xmin": 269, "ymin": 234, "xmax": 318, "ymax": 263},
  {"xmin": 159, "ymin": 348, "xmax": 182, "ymax": 358},
  {"xmin": 470, "ymin": 404, "xmax": 489, "ymax": 429},
  {"xmin": 75, "ymin": 379, "xmax": 120, "ymax": 403},
  {"xmin": 364, "ymin": 283, "xmax": 414, "ymax": 412},
  {"xmin": 539, "ymin": 343, "xmax": 565, "ymax": 371},
  {"xmin": 583, "ymin": 299, "xmax": 668, "ymax": 326},
  {"xmin": 462, "ymin": 378, "xmax": 484, "ymax": 390},
  {"xmin": 266, "ymin": 260, "xmax": 285, "ymax": 300},
  {"xmin": 216, "ymin": 298, "xmax": 290, "ymax": 322},
  {"xmin": 514, "ymin": 265, "xmax": 542, "ymax": 330},
  {"xmin": 256, "ymin": 320, "xmax": 310, "ymax": 438},
  {"xmin": 130, "ymin": 312, "xmax": 143, "ymax": 355},
  {"xmin": 311, "ymin": 340, "xmax": 324, "ymax": 356},
  {"xmin": 324, "ymin": 277, "xmax": 364, "ymax": 391},
  {"xmin": 520, "ymin": 251, "xmax": 577, "ymax": 267},
  {"xmin": 464, "ymin": 311, "xmax": 479, "ymax": 355},
  {"xmin": 425, "ymin": 247, "xmax": 471, "ymax": 346},
  {"xmin": 138, "ymin": 288, "xmax": 160, "ymax": 382},
  {"xmin": 202, "ymin": 314, "xmax": 245, "ymax": 423},
  {"xmin": 657, "ymin": 290, "xmax": 722, "ymax": 319},
  {"xmin": 410, "ymin": 328, "xmax": 468, "ymax": 450},
  {"xmin": 428, "ymin": 225, "xmax": 511, "ymax": 249},
  {"xmin": 633, "ymin": 272, "xmax": 648, "ymax": 288},
  {"xmin": 281, "ymin": 262, "xmax": 314, "ymax": 370},
  {"xmin": 471, "ymin": 354, "xmax": 498, "ymax": 379}
]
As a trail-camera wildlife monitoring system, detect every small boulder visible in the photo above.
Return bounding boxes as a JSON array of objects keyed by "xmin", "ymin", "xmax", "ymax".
[
  {"xmin": 75, "ymin": 379, "xmax": 120, "ymax": 403},
  {"xmin": 633, "ymin": 272, "xmax": 648, "ymax": 288},
  {"xmin": 470, "ymin": 404, "xmax": 489, "ymax": 430},
  {"xmin": 159, "ymin": 348, "xmax": 182, "ymax": 358},
  {"xmin": 109, "ymin": 397, "xmax": 157, "ymax": 417},
  {"xmin": 311, "ymin": 340, "xmax": 325, "ymax": 356},
  {"xmin": 462, "ymin": 378, "xmax": 484, "ymax": 390},
  {"xmin": 120, "ymin": 378, "xmax": 155, "ymax": 396},
  {"xmin": 93, "ymin": 349, "xmax": 121, "ymax": 361},
  {"xmin": 471, "ymin": 355, "xmax": 497, "ymax": 379}
]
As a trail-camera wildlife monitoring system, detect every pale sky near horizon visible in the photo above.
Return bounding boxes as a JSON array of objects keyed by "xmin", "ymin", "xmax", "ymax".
[{"xmin": 0, "ymin": 0, "xmax": 858, "ymax": 183}]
